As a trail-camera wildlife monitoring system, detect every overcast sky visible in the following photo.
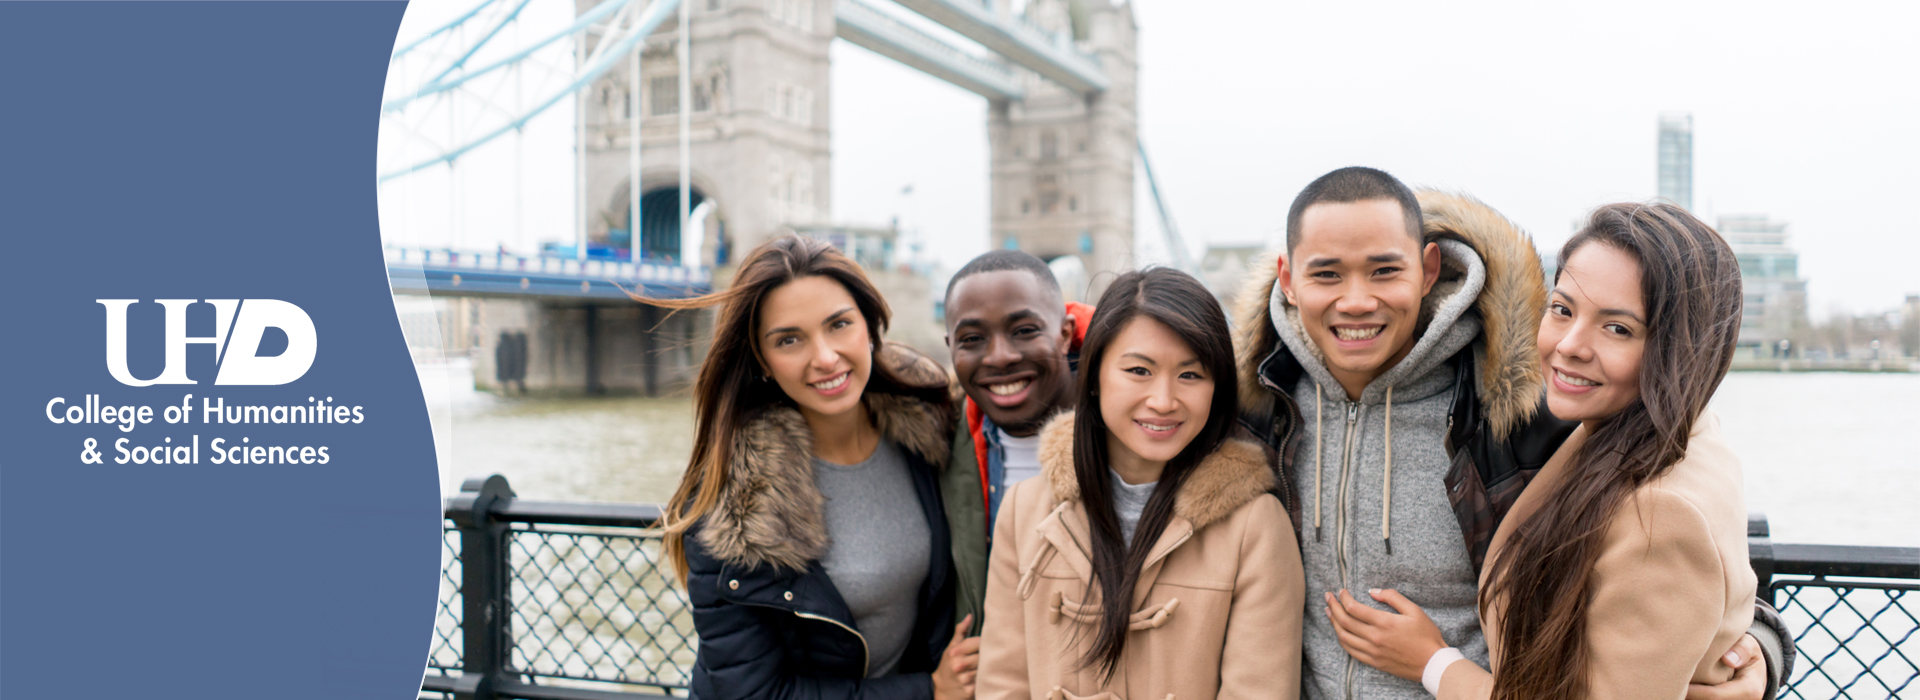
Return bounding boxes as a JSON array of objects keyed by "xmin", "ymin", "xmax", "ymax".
[
  {"xmin": 382, "ymin": 0, "xmax": 1919, "ymax": 317},
  {"xmin": 832, "ymin": 0, "xmax": 1920, "ymax": 317}
]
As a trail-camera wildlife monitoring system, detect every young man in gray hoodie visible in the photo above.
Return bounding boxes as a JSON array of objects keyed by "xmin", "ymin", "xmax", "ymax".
[{"xmin": 1231, "ymin": 167, "xmax": 1788, "ymax": 700}]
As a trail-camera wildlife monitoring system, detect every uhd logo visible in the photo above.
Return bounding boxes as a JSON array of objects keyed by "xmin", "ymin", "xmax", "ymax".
[{"xmin": 99, "ymin": 299, "xmax": 317, "ymax": 386}]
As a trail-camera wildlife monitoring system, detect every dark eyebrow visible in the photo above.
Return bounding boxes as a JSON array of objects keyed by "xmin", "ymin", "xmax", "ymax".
[
  {"xmin": 950, "ymin": 308, "xmax": 1043, "ymax": 332},
  {"xmin": 1551, "ymin": 290, "xmax": 1646, "ymax": 325},
  {"xmin": 822, "ymin": 307, "xmax": 857, "ymax": 326},
  {"xmin": 1120, "ymin": 353, "xmax": 1202, "ymax": 368},
  {"xmin": 764, "ymin": 307, "xmax": 856, "ymax": 338},
  {"xmin": 1367, "ymin": 252, "xmax": 1407, "ymax": 264},
  {"xmin": 1305, "ymin": 256, "xmax": 1341, "ymax": 269},
  {"xmin": 1599, "ymin": 308, "xmax": 1648, "ymax": 325}
]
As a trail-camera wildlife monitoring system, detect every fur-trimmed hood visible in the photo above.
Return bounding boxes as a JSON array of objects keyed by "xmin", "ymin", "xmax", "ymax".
[
  {"xmin": 694, "ymin": 391, "xmax": 952, "ymax": 572},
  {"xmin": 1231, "ymin": 190, "xmax": 1547, "ymax": 439},
  {"xmin": 1033, "ymin": 412, "xmax": 1275, "ymax": 531}
]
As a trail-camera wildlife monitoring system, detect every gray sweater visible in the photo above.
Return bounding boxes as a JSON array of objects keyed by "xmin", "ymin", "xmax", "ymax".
[
  {"xmin": 1274, "ymin": 239, "xmax": 1491, "ymax": 700},
  {"xmin": 812, "ymin": 438, "xmax": 930, "ymax": 678}
]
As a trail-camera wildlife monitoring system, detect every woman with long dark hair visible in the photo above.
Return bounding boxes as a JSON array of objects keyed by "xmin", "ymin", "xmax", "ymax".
[
  {"xmin": 1328, "ymin": 203, "xmax": 1753, "ymax": 699},
  {"xmin": 646, "ymin": 234, "xmax": 978, "ymax": 700},
  {"xmin": 976, "ymin": 267, "xmax": 1303, "ymax": 700}
]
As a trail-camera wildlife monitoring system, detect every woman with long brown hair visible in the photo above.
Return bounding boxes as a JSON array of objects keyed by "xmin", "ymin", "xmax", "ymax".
[
  {"xmin": 645, "ymin": 234, "xmax": 978, "ymax": 700},
  {"xmin": 1326, "ymin": 202, "xmax": 1753, "ymax": 699},
  {"xmin": 976, "ymin": 267, "xmax": 1303, "ymax": 700}
]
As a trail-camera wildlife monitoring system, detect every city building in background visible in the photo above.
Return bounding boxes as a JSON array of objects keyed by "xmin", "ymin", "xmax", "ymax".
[
  {"xmin": 1658, "ymin": 111, "xmax": 1694, "ymax": 212},
  {"xmin": 988, "ymin": 0, "xmax": 1140, "ymax": 293},
  {"xmin": 1200, "ymin": 242, "xmax": 1265, "ymax": 308},
  {"xmin": 1904, "ymin": 294, "xmax": 1920, "ymax": 359},
  {"xmin": 1721, "ymin": 213, "xmax": 1809, "ymax": 356}
]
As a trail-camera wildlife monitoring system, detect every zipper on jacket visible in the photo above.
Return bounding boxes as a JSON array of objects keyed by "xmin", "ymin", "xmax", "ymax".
[
  {"xmin": 793, "ymin": 611, "xmax": 869, "ymax": 678},
  {"xmin": 1334, "ymin": 401, "xmax": 1360, "ymax": 589},
  {"xmin": 1335, "ymin": 400, "xmax": 1360, "ymax": 700}
]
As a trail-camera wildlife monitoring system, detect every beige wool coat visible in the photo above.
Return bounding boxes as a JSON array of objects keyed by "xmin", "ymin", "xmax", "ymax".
[
  {"xmin": 1440, "ymin": 411, "xmax": 1756, "ymax": 699},
  {"xmin": 977, "ymin": 413, "xmax": 1304, "ymax": 700}
]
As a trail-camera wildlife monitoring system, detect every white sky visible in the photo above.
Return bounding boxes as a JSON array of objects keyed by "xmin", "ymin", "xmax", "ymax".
[
  {"xmin": 381, "ymin": 0, "xmax": 1920, "ymax": 316},
  {"xmin": 834, "ymin": 0, "xmax": 1920, "ymax": 317}
]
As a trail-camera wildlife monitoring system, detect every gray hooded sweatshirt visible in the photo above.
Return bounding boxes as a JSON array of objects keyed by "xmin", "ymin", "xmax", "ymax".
[{"xmin": 1273, "ymin": 238, "xmax": 1489, "ymax": 700}]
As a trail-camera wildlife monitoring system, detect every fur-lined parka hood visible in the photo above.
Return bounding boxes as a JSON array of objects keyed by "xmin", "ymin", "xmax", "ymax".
[
  {"xmin": 1231, "ymin": 190, "xmax": 1547, "ymax": 439},
  {"xmin": 1033, "ymin": 412, "xmax": 1275, "ymax": 531},
  {"xmin": 694, "ymin": 390, "xmax": 951, "ymax": 573}
]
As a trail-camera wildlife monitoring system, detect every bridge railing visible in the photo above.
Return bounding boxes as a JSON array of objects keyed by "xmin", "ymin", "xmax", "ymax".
[
  {"xmin": 422, "ymin": 476, "xmax": 691, "ymax": 700},
  {"xmin": 387, "ymin": 245, "xmax": 711, "ymax": 285},
  {"xmin": 422, "ymin": 475, "xmax": 1919, "ymax": 700},
  {"xmin": 1749, "ymin": 516, "xmax": 1919, "ymax": 699}
]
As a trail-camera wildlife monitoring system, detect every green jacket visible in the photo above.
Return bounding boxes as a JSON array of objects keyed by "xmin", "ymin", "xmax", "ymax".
[{"xmin": 941, "ymin": 405, "xmax": 991, "ymax": 635}]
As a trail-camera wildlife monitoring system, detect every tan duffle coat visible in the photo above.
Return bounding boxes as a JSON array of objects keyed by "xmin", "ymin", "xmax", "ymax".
[
  {"xmin": 977, "ymin": 413, "xmax": 1304, "ymax": 700},
  {"xmin": 1439, "ymin": 410, "xmax": 1756, "ymax": 699}
]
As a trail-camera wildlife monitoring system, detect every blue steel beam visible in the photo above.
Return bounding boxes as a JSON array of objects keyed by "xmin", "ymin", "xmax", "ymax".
[
  {"xmin": 383, "ymin": 0, "xmax": 640, "ymax": 115},
  {"xmin": 378, "ymin": 0, "xmax": 682, "ymax": 182},
  {"xmin": 889, "ymin": 0, "xmax": 1107, "ymax": 95},
  {"xmin": 835, "ymin": 0, "xmax": 1022, "ymax": 101},
  {"xmin": 391, "ymin": 0, "xmax": 500, "ymax": 60},
  {"xmin": 424, "ymin": 0, "xmax": 536, "ymax": 89},
  {"xmin": 1138, "ymin": 140, "xmax": 1196, "ymax": 275}
]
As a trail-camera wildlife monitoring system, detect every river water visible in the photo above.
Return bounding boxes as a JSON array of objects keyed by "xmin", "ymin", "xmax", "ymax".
[{"xmin": 425, "ymin": 368, "xmax": 1918, "ymax": 549}]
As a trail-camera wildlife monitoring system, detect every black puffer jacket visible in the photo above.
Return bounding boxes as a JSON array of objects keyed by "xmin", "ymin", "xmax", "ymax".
[{"xmin": 684, "ymin": 390, "xmax": 957, "ymax": 700}]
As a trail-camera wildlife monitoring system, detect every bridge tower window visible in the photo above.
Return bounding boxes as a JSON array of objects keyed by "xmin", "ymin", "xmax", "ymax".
[{"xmin": 650, "ymin": 76, "xmax": 678, "ymax": 116}]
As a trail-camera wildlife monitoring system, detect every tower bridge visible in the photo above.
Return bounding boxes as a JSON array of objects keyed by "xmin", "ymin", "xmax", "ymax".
[{"xmin": 382, "ymin": 0, "xmax": 1181, "ymax": 394}]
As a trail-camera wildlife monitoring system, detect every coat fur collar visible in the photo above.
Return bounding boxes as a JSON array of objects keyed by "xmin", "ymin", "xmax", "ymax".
[
  {"xmin": 1231, "ymin": 190, "xmax": 1547, "ymax": 440},
  {"xmin": 1034, "ymin": 412, "xmax": 1275, "ymax": 531},
  {"xmin": 694, "ymin": 391, "xmax": 950, "ymax": 572}
]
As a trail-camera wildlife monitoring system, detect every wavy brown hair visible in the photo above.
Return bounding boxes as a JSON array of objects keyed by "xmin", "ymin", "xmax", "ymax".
[
  {"xmin": 636, "ymin": 234, "xmax": 948, "ymax": 581},
  {"xmin": 1070, "ymin": 267, "xmax": 1240, "ymax": 679},
  {"xmin": 1481, "ymin": 203, "xmax": 1743, "ymax": 700}
]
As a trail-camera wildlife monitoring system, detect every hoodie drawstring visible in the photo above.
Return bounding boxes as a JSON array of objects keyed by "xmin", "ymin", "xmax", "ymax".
[
  {"xmin": 1382, "ymin": 385, "xmax": 1394, "ymax": 555},
  {"xmin": 1313, "ymin": 383, "xmax": 1394, "ymax": 553},
  {"xmin": 1313, "ymin": 383, "xmax": 1323, "ymax": 543}
]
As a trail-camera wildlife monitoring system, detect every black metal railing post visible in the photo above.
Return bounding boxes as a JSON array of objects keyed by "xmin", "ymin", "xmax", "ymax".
[
  {"xmin": 1750, "ymin": 512, "xmax": 1775, "ymax": 601},
  {"xmin": 447, "ymin": 475, "xmax": 517, "ymax": 700}
]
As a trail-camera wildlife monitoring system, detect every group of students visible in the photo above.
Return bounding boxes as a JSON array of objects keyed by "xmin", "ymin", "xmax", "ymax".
[{"xmin": 640, "ymin": 166, "xmax": 1795, "ymax": 700}]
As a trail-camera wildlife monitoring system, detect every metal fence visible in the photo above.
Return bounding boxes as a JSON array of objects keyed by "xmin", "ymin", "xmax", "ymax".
[
  {"xmin": 424, "ymin": 476, "xmax": 693, "ymax": 700},
  {"xmin": 1751, "ymin": 517, "xmax": 1919, "ymax": 699},
  {"xmin": 426, "ymin": 475, "xmax": 1919, "ymax": 700}
]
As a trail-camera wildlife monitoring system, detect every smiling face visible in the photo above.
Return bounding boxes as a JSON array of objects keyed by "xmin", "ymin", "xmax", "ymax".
[
  {"xmin": 758, "ymin": 275, "xmax": 873, "ymax": 421},
  {"xmin": 1279, "ymin": 199, "xmax": 1442, "ymax": 398},
  {"xmin": 1097, "ymin": 316, "xmax": 1214, "ymax": 477},
  {"xmin": 1539, "ymin": 243, "xmax": 1647, "ymax": 426},
  {"xmin": 946, "ymin": 269, "xmax": 1075, "ymax": 436}
]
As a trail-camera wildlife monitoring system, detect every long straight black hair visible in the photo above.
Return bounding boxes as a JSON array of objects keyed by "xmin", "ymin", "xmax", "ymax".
[{"xmin": 1070, "ymin": 267, "xmax": 1240, "ymax": 678}]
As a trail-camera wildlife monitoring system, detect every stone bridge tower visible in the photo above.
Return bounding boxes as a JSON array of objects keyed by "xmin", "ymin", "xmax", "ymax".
[
  {"xmin": 577, "ymin": 0, "xmax": 834, "ymax": 268},
  {"xmin": 988, "ymin": 0, "xmax": 1137, "ymax": 298}
]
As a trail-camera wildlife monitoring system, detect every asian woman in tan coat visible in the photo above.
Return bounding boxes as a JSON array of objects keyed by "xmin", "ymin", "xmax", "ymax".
[
  {"xmin": 1326, "ymin": 203, "xmax": 1755, "ymax": 700},
  {"xmin": 976, "ymin": 268, "xmax": 1304, "ymax": 700}
]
